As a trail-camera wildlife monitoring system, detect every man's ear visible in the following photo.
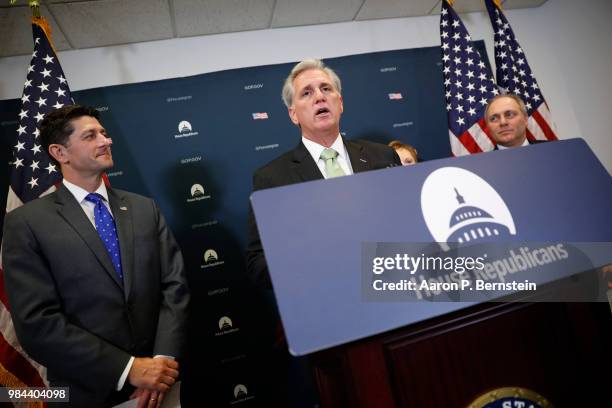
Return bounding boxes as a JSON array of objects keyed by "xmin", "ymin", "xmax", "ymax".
[
  {"xmin": 48, "ymin": 144, "xmax": 68, "ymax": 165},
  {"xmin": 288, "ymin": 106, "xmax": 300, "ymax": 126}
]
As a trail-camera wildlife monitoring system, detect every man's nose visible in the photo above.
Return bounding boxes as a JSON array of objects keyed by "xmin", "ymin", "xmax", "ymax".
[
  {"xmin": 314, "ymin": 88, "xmax": 326, "ymax": 102},
  {"xmin": 99, "ymin": 135, "xmax": 112, "ymax": 145}
]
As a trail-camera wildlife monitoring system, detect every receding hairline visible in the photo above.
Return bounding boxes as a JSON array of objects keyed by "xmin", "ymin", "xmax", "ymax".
[
  {"xmin": 485, "ymin": 94, "xmax": 528, "ymax": 121},
  {"xmin": 282, "ymin": 59, "xmax": 342, "ymax": 108}
]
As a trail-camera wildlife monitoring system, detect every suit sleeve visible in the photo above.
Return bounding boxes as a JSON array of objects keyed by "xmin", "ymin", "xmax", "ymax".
[
  {"xmin": 246, "ymin": 170, "xmax": 274, "ymax": 290},
  {"xmin": 151, "ymin": 201, "xmax": 189, "ymax": 358},
  {"xmin": 2, "ymin": 209, "xmax": 131, "ymax": 394}
]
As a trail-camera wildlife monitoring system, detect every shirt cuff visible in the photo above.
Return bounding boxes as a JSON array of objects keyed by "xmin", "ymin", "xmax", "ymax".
[{"xmin": 117, "ymin": 356, "xmax": 135, "ymax": 391}]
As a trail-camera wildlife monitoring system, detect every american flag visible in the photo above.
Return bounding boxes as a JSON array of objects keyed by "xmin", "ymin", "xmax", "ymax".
[
  {"xmin": 0, "ymin": 18, "xmax": 72, "ymax": 395},
  {"xmin": 252, "ymin": 112, "xmax": 269, "ymax": 120},
  {"xmin": 484, "ymin": 0, "xmax": 558, "ymax": 142},
  {"xmin": 441, "ymin": 0, "xmax": 499, "ymax": 156},
  {"xmin": 388, "ymin": 93, "xmax": 403, "ymax": 100}
]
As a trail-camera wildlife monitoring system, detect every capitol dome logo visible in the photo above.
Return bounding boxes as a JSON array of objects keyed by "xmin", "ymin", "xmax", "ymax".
[
  {"xmin": 174, "ymin": 120, "xmax": 199, "ymax": 139},
  {"xmin": 234, "ymin": 384, "xmax": 247, "ymax": 399},
  {"xmin": 201, "ymin": 248, "xmax": 225, "ymax": 269},
  {"xmin": 216, "ymin": 315, "xmax": 239, "ymax": 336},
  {"xmin": 190, "ymin": 184, "xmax": 205, "ymax": 197},
  {"xmin": 218, "ymin": 316, "xmax": 233, "ymax": 331},
  {"xmin": 231, "ymin": 383, "xmax": 254, "ymax": 403},
  {"xmin": 204, "ymin": 249, "xmax": 218, "ymax": 263},
  {"xmin": 421, "ymin": 167, "xmax": 516, "ymax": 251},
  {"xmin": 187, "ymin": 183, "xmax": 210, "ymax": 202},
  {"xmin": 178, "ymin": 121, "xmax": 192, "ymax": 133}
]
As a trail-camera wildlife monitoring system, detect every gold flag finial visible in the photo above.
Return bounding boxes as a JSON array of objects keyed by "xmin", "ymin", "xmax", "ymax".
[
  {"xmin": 28, "ymin": 1, "xmax": 41, "ymax": 18},
  {"xmin": 492, "ymin": 0, "xmax": 504, "ymax": 9}
]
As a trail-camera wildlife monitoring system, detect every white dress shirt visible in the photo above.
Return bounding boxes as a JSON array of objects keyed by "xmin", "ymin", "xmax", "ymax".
[
  {"xmin": 497, "ymin": 137, "xmax": 530, "ymax": 150},
  {"xmin": 61, "ymin": 179, "xmax": 134, "ymax": 390},
  {"xmin": 302, "ymin": 134, "xmax": 354, "ymax": 178}
]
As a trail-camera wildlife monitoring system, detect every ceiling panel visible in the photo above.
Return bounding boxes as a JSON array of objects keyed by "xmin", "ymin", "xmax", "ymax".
[
  {"xmin": 430, "ymin": 0, "xmax": 548, "ymax": 15},
  {"xmin": 271, "ymin": 0, "xmax": 364, "ymax": 28},
  {"xmin": 0, "ymin": 0, "xmax": 550, "ymax": 58},
  {"xmin": 173, "ymin": 0, "xmax": 275, "ymax": 37},
  {"xmin": 356, "ymin": 0, "xmax": 438, "ymax": 21},
  {"xmin": 0, "ymin": 5, "xmax": 70, "ymax": 57},
  {"xmin": 49, "ymin": 0, "xmax": 173, "ymax": 48}
]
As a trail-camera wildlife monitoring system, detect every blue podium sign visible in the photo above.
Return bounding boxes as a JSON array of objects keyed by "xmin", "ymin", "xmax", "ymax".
[{"xmin": 251, "ymin": 139, "xmax": 612, "ymax": 356}]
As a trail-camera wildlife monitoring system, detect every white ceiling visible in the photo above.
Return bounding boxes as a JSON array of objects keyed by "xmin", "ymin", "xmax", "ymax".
[{"xmin": 0, "ymin": 0, "xmax": 548, "ymax": 58}]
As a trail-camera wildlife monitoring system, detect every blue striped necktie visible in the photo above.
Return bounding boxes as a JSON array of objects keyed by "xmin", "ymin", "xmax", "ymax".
[{"xmin": 85, "ymin": 193, "xmax": 123, "ymax": 280}]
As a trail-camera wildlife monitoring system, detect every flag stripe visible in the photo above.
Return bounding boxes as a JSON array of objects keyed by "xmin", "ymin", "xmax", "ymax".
[
  {"xmin": 0, "ymin": 332, "xmax": 45, "ymax": 388},
  {"xmin": 527, "ymin": 116, "xmax": 546, "ymax": 141},
  {"xmin": 449, "ymin": 132, "xmax": 470, "ymax": 156},
  {"xmin": 531, "ymin": 108, "xmax": 557, "ymax": 141}
]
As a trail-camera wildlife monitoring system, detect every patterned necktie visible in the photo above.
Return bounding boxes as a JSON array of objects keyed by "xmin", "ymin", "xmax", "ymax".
[
  {"xmin": 84, "ymin": 193, "xmax": 123, "ymax": 280},
  {"xmin": 320, "ymin": 148, "xmax": 346, "ymax": 178}
]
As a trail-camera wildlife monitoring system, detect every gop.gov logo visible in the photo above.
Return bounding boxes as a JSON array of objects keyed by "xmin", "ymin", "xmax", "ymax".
[{"xmin": 421, "ymin": 167, "xmax": 516, "ymax": 251}]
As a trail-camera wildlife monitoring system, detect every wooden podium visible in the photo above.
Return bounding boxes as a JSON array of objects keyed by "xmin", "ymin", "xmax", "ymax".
[{"xmin": 311, "ymin": 301, "xmax": 610, "ymax": 407}]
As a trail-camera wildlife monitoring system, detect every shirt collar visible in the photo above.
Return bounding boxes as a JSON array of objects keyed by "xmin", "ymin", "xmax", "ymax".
[
  {"xmin": 497, "ymin": 137, "xmax": 530, "ymax": 150},
  {"xmin": 63, "ymin": 178, "xmax": 109, "ymax": 204},
  {"xmin": 301, "ymin": 134, "xmax": 347, "ymax": 162}
]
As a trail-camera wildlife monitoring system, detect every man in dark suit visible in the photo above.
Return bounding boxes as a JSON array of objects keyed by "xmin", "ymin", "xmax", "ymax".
[
  {"xmin": 2, "ymin": 105, "xmax": 189, "ymax": 408},
  {"xmin": 247, "ymin": 58, "xmax": 401, "ymax": 289},
  {"xmin": 245, "ymin": 59, "xmax": 400, "ymax": 407},
  {"xmin": 485, "ymin": 94, "xmax": 546, "ymax": 149}
]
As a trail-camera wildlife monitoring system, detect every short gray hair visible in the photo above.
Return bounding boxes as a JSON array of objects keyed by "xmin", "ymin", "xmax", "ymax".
[
  {"xmin": 281, "ymin": 59, "xmax": 342, "ymax": 108},
  {"xmin": 484, "ymin": 93, "xmax": 528, "ymax": 121}
]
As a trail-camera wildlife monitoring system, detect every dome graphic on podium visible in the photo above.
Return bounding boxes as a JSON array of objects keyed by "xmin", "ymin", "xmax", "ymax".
[{"xmin": 421, "ymin": 167, "xmax": 516, "ymax": 251}]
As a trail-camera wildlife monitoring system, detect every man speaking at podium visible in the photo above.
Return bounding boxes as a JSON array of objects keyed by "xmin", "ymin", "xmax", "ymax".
[
  {"xmin": 247, "ymin": 58, "xmax": 401, "ymax": 289},
  {"xmin": 245, "ymin": 59, "xmax": 400, "ymax": 407},
  {"xmin": 2, "ymin": 105, "xmax": 189, "ymax": 407}
]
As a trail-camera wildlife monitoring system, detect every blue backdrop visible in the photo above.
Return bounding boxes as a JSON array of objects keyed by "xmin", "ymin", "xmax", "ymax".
[{"xmin": 0, "ymin": 42, "xmax": 490, "ymax": 406}]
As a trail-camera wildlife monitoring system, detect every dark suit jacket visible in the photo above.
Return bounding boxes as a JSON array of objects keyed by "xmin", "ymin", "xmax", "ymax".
[
  {"xmin": 246, "ymin": 139, "xmax": 401, "ymax": 289},
  {"xmin": 2, "ymin": 184, "xmax": 189, "ymax": 407}
]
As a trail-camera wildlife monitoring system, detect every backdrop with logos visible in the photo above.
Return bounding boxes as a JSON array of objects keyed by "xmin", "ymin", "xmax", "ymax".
[{"xmin": 0, "ymin": 42, "xmax": 489, "ymax": 406}]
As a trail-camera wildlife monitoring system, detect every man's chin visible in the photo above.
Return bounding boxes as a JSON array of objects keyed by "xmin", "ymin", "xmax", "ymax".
[{"xmin": 99, "ymin": 158, "xmax": 114, "ymax": 170}]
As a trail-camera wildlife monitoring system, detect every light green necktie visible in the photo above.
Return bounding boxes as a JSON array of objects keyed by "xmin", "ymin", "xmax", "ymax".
[{"xmin": 320, "ymin": 148, "xmax": 346, "ymax": 178}]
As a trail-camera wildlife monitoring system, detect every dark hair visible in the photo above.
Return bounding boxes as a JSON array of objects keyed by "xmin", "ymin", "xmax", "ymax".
[{"xmin": 40, "ymin": 105, "xmax": 100, "ymax": 166}]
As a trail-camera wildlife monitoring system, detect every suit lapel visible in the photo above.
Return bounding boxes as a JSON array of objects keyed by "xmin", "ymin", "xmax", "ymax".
[
  {"xmin": 108, "ymin": 188, "xmax": 134, "ymax": 299},
  {"xmin": 345, "ymin": 140, "xmax": 371, "ymax": 173},
  {"xmin": 54, "ymin": 184, "xmax": 123, "ymax": 290},
  {"xmin": 291, "ymin": 142, "xmax": 324, "ymax": 182}
]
